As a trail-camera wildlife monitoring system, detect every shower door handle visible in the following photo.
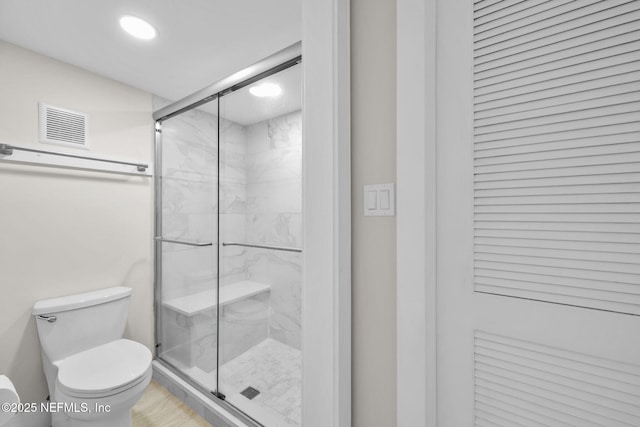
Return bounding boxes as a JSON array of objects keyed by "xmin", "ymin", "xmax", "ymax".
[
  {"xmin": 222, "ymin": 242, "xmax": 302, "ymax": 253},
  {"xmin": 154, "ymin": 237, "xmax": 213, "ymax": 247}
]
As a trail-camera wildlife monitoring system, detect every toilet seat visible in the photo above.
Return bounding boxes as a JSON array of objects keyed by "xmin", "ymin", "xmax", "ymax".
[{"xmin": 56, "ymin": 339, "xmax": 152, "ymax": 399}]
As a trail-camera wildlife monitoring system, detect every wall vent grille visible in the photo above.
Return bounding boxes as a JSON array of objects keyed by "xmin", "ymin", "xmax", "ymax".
[{"xmin": 38, "ymin": 103, "xmax": 88, "ymax": 148}]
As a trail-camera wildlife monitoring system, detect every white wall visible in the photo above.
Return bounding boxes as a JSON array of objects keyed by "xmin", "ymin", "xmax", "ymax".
[
  {"xmin": 351, "ymin": 0, "xmax": 397, "ymax": 426},
  {"xmin": 0, "ymin": 41, "xmax": 153, "ymax": 406}
]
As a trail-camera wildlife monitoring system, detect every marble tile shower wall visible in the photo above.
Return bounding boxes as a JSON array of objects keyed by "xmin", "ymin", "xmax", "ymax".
[
  {"xmin": 155, "ymin": 92, "xmax": 302, "ymax": 360},
  {"xmin": 220, "ymin": 118, "xmax": 249, "ymax": 287},
  {"xmin": 244, "ymin": 111, "xmax": 302, "ymax": 350},
  {"xmin": 154, "ymin": 96, "xmax": 249, "ymax": 300},
  {"xmin": 156, "ymin": 97, "xmax": 219, "ymax": 302}
]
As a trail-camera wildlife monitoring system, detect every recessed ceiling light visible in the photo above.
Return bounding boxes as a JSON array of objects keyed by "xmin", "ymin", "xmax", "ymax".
[
  {"xmin": 249, "ymin": 83, "xmax": 282, "ymax": 97},
  {"xmin": 119, "ymin": 15, "xmax": 157, "ymax": 40}
]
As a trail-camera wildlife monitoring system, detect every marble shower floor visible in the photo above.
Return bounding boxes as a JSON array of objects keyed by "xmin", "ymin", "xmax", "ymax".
[{"xmin": 183, "ymin": 338, "xmax": 301, "ymax": 427}]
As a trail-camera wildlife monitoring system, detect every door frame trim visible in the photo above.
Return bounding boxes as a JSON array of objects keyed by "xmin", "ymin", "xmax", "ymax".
[
  {"xmin": 302, "ymin": 1, "xmax": 352, "ymax": 426},
  {"xmin": 397, "ymin": 0, "xmax": 438, "ymax": 426}
]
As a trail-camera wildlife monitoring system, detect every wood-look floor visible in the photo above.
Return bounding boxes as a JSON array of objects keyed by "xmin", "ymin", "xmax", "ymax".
[{"xmin": 132, "ymin": 380, "xmax": 214, "ymax": 427}]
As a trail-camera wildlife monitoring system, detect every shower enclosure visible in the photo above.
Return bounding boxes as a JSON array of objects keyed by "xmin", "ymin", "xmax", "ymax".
[{"xmin": 153, "ymin": 44, "xmax": 302, "ymax": 427}]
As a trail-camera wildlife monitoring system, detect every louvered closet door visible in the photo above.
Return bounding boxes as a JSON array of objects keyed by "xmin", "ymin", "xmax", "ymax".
[{"xmin": 435, "ymin": 1, "xmax": 640, "ymax": 426}]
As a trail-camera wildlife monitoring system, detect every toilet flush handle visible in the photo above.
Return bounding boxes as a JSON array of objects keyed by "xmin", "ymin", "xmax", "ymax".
[{"xmin": 37, "ymin": 315, "xmax": 57, "ymax": 323}]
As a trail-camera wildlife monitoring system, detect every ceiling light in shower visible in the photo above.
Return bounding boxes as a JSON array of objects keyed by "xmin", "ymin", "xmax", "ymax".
[
  {"xmin": 119, "ymin": 15, "xmax": 157, "ymax": 40},
  {"xmin": 249, "ymin": 83, "xmax": 282, "ymax": 97}
]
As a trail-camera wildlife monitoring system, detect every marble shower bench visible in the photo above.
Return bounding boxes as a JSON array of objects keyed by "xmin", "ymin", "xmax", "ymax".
[{"xmin": 161, "ymin": 280, "xmax": 271, "ymax": 372}]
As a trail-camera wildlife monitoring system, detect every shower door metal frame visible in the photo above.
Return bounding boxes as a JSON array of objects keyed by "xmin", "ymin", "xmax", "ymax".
[
  {"xmin": 153, "ymin": 120, "xmax": 163, "ymax": 357},
  {"xmin": 153, "ymin": 41, "xmax": 303, "ymax": 426},
  {"xmin": 152, "ymin": 43, "xmax": 302, "ymax": 122}
]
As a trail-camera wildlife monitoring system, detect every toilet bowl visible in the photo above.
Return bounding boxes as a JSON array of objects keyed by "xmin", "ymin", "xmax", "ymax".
[
  {"xmin": 0, "ymin": 375, "xmax": 19, "ymax": 426},
  {"xmin": 33, "ymin": 287, "xmax": 152, "ymax": 427}
]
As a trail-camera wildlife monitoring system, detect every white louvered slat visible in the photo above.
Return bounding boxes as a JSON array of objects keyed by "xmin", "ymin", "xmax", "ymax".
[
  {"xmin": 474, "ymin": 332, "xmax": 640, "ymax": 425},
  {"xmin": 476, "ymin": 396, "xmax": 573, "ymax": 427},
  {"xmin": 476, "ymin": 241, "xmax": 640, "ymax": 262},
  {"xmin": 475, "ymin": 1, "xmax": 640, "ymax": 58},
  {"xmin": 476, "ymin": 82, "xmax": 640, "ymax": 120},
  {"xmin": 476, "ymin": 81, "xmax": 640, "ymax": 119},
  {"xmin": 475, "ymin": 0, "xmax": 639, "ymax": 48},
  {"xmin": 476, "ymin": 46, "xmax": 640, "ymax": 94},
  {"xmin": 474, "ymin": 227, "xmax": 640, "ymax": 242},
  {"xmin": 475, "ymin": 251, "xmax": 640, "ymax": 275},
  {"xmin": 474, "ymin": 172, "xmax": 640, "ymax": 189},
  {"xmin": 475, "ymin": 226, "xmax": 640, "ymax": 239},
  {"xmin": 476, "ymin": 164, "xmax": 640, "ymax": 182},
  {"xmin": 475, "ymin": 68, "xmax": 640, "ymax": 105},
  {"xmin": 476, "ymin": 97, "xmax": 640, "ymax": 134},
  {"xmin": 475, "ymin": 30, "xmax": 640, "ymax": 81},
  {"xmin": 475, "ymin": 404, "xmax": 536, "ymax": 427},
  {"xmin": 474, "ymin": 0, "xmax": 576, "ymax": 31},
  {"xmin": 475, "ymin": 204, "xmax": 640, "ymax": 215},
  {"xmin": 475, "ymin": 276, "xmax": 640, "ymax": 306},
  {"xmin": 475, "ymin": 220, "xmax": 640, "ymax": 233},
  {"xmin": 477, "ymin": 388, "xmax": 598, "ymax": 427},
  {"xmin": 477, "ymin": 30, "xmax": 640, "ymax": 85},
  {"xmin": 474, "ymin": 0, "xmax": 515, "ymax": 18},
  {"xmin": 476, "ymin": 379, "xmax": 632, "ymax": 426},
  {"xmin": 475, "ymin": 100, "xmax": 640, "ymax": 134},
  {"xmin": 472, "ymin": 0, "xmax": 640, "ymax": 312},
  {"xmin": 475, "ymin": 213, "xmax": 638, "ymax": 224},
  {"xmin": 475, "ymin": 259, "xmax": 640, "ymax": 285},
  {"xmin": 475, "ymin": 268, "xmax": 640, "ymax": 294},
  {"xmin": 474, "ymin": 345, "xmax": 640, "ymax": 394},
  {"xmin": 475, "ymin": 235, "xmax": 640, "ymax": 253},
  {"xmin": 476, "ymin": 331, "xmax": 640, "ymax": 373},
  {"xmin": 481, "ymin": 352, "xmax": 640, "ymax": 388},
  {"xmin": 474, "ymin": 418, "xmax": 501, "ymax": 427},
  {"xmin": 476, "ymin": 370, "xmax": 640, "ymax": 423},
  {"xmin": 477, "ymin": 45, "xmax": 640, "ymax": 89},
  {"xmin": 475, "ymin": 152, "xmax": 640, "ymax": 172},
  {"xmin": 475, "ymin": 137, "xmax": 640, "ymax": 160},
  {"xmin": 474, "ymin": 0, "xmax": 557, "ymax": 23}
]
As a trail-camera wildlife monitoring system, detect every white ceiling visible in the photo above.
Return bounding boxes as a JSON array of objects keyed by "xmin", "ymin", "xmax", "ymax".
[
  {"xmin": 0, "ymin": 0, "xmax": 302, "ymax": 123},
  {"xmin": 219, "ymin": 64, "xmax": 302, "ymax": 126}
]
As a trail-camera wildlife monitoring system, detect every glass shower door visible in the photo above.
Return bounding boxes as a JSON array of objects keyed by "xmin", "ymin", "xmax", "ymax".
[
  {"xmin": 155, "ymin": 98, "xmax": 221, "ymax": 393},
  {"xmin": 217, "ymin": 64, "xmax": 303, "ymax": 426},
  {"xmin": 154, "ymin": 53, "xmax": 303, "ymax": 426}
]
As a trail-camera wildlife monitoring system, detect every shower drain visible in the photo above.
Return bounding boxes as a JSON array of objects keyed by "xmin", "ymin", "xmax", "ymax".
[{"xmin": 240, "ymin": 386, "xmax": 261, "ymax": 400}]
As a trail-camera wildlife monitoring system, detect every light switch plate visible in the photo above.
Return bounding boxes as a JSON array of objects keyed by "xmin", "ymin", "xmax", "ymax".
[
  {"xmin": 367, "ymin": 190, "xmax": 377, "ymax": 210},
  {"xmin": 363, "ymin": 183, "xmax": 395, "ymax": 216}
]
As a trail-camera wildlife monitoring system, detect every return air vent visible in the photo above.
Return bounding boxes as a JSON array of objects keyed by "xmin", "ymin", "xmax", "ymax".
[{"xmin": 38, "ymin": 103, "xmax": 88, "ymax": 148}]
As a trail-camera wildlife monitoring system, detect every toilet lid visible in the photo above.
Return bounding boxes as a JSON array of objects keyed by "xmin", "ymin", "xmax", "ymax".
[{"xmin": 57, "ymin": 339, "xmax": 151, "ymax": 398}]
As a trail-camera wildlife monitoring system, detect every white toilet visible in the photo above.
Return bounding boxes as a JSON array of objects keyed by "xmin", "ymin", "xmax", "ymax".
[
  {"xmin": 0, "ymin": 375, "xmax": 19, "ymax": 426},
  {"xmin": 33, "ymin": 286, "xmax": 152, "ymax": 427}
]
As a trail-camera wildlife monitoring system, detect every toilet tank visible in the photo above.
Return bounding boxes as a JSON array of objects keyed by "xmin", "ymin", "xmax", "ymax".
[{"xmin": 33, "ymin": 287, "xmax": 132, "ymax": 363}]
